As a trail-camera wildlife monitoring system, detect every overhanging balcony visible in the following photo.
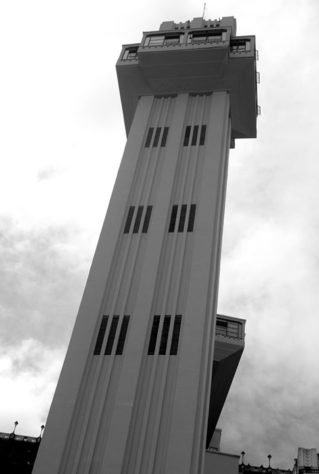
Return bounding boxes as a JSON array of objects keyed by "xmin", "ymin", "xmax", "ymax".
[
  {"xmin": 214, "ymin": 314, "xmax": 245, "ymax": 361},
  {"xmin": 206, "ymin": 314, "xmax": 245, "ymax": 448}
]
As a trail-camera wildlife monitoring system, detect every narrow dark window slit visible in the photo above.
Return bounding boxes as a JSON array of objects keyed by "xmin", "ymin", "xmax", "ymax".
[
  {"xmin": 93, "ymin": 315, "xmax": 109, "ymax": 355},
  {"xmin": 183, "ymin": 126, "xmax": 191, "ymax": 146},
  {"xmin": 178, "ymin": 205, "xmax": 187, "ymax": 232},
  {"xmin": 170, "ymin": 315, "xmax": 182, "ymax": 355},
  {"xmin": 145, "ymin": 127, "xmax": 154, "ymax": 148},
  {"xmin": 133, "ymin": 206, "xmax": 144, "ymax": 233},
  {"xmin": 105, "ymin": 316, "xmax": 119, "ymax": 355},
  {"xmin": 148, "ymin": 316, "xmax": 160, "ymax": 355},
  {"xmin": 115, "ymin": 316, "xmax": 130, "ymax": 355},
  {"xmin": 124, "ymin": 206, "xmax": 135, "ymax": 234},
  {"xmin": 153, "ymin": 127, "xmax": 161, "ymax": 147},
  {"xmin": 191, "ymin": 125, "xmax": 199, "ymax": 146},
  {"xmin": 159, "ymin": 315, "xmax": 171, "ymax": 355},
  {"xmin": 169, "ymin": 205, "xmax": 178, "ymax": 232},
  {"xmin": 187, "ymin": 204, "xmax": 196, "ymax": 232},
  {"xmin": 142, "ymin": 206, "xmax": 152, "ymax": 233},
  {"xmin": 199, "ymin": 125, "xmax": 206, "ymax": 145},
  {"xmin": 161, "ymin": 127, "xmax": 169, "ymax": 147}
]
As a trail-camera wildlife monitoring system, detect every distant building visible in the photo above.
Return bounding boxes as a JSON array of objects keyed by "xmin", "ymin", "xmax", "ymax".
[
  {"xmin": 0, "ymin": 425, "xmax": 42, "ymax": 474},
  {"xmin": 292, "ymin": 448, "xmax": 319, "ymax": 474}
]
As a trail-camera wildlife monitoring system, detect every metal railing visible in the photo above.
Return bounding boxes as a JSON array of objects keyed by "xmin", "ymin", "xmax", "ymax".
[
  {"xmin": 122, "ymin": 47, "xmax": 138, "ymax": 61},
  {"xmin": 229, "ymin": 39, "xmax": 251, "ymax": 54},
  {"xmin": 187, "ymin": 35, "xmax": 225, "ymax": 45},
  {"xmin": 215, "ymin": 317, "xmax": 244, "ymax": 340}
]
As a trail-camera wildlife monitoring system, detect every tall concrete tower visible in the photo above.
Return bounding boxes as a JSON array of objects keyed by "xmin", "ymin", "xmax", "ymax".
[{"xmin": 33, "ymin": 16, "xmax": 257, "ymax": 474}]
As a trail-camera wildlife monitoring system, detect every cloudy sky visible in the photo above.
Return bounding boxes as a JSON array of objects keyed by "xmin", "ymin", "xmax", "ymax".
[{"xmin": 1, "ymin": 0, "xmax": 319, "ymax": 469}]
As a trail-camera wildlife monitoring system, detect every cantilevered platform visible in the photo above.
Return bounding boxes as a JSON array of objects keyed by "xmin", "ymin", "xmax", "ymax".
[
  {"xmin": 117, "ymin": 17, "xmax": 258, "ymax": 143},
  {"xmin": 206, "ymin": 314, "xmax": 245, "ymax": 448}
]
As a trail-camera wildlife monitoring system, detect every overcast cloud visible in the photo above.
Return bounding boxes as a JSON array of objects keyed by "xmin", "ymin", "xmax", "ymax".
[{"xmin": 0, "ymin": 0, "xmax": 319, "ymax": 469}]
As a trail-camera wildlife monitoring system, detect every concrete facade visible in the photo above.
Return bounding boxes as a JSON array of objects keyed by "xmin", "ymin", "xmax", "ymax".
[
  {"xmin": 33, "ymin": 16, "xmax": 257, "ymax": 474},
  {"xmin": 205, "ymin": 450, "xmax": 240, "ymax": 474}
]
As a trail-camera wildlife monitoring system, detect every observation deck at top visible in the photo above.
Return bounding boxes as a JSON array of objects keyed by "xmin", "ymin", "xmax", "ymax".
[{"xmin": 117, "ymin": 16, "xmax": 258, "ymax": 144}]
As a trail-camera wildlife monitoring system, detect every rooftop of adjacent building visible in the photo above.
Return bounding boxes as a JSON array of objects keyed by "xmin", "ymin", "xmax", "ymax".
[
  {"xmin": 0, "ymin": 422, "xmax": 44, "ymax": 474},
  {"xmin": 239, "ymin": 465, "xmax": 292, "ymax": 474}
]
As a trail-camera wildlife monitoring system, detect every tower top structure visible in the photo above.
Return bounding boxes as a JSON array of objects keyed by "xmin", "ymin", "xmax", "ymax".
[
  {"xmin": 117, "ymin": 16, "xmax": 258, "ymax": 145},
  {"xmin": 159, "ymin": 17, "xmax": 236, "ymax": 34}
]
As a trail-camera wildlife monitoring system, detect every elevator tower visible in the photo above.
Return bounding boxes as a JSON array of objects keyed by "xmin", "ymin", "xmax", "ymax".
[{"xmin": 33, "ymin": 16, "xmax": 258, "ymax": 474}]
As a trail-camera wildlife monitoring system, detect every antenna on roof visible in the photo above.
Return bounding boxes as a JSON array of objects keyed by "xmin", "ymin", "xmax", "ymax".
[{"xmin": 202, "ymin": 2, "xmax": 206, "ymax": 19}]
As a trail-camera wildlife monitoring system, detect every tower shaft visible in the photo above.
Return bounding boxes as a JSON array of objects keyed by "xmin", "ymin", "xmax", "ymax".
[{"xmin": 33, "ymin": 16, "xmax": 257, "ymax": 474}]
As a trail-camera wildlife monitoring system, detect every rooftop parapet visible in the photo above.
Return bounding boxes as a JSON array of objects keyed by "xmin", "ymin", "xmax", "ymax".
[{"xmin": 159, "ymin": 16, "xmax": 236, "ymax": 35}]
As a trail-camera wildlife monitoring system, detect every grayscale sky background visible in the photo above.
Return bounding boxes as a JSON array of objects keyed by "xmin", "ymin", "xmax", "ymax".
[{"xmin": 1, "ymin": 0, "xmax": 318, "ymax": 468}]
